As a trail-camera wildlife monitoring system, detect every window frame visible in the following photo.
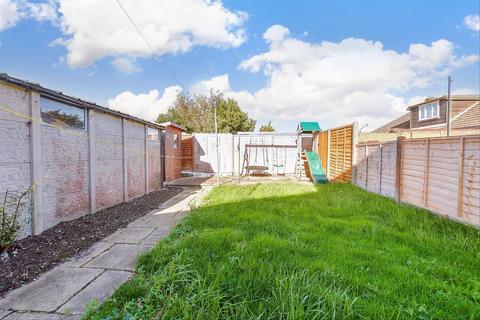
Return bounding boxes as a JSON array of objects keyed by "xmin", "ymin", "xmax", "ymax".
[
  {"xmin": 418, "ymin": 102, "xmax": 440, "ymax": 121},
  {"xmin": 173, "ymin": 133, "xmax": 179, "ymax": 149},
  {"xmin": 40, "ymin": 96, "xmax": 87, "ymax": 130},
  {"xmin": 147, "ymin": 127, "xmax": 159, "ymax": 141}
]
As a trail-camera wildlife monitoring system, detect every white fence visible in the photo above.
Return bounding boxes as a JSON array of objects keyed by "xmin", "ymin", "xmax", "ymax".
[{"xmin": 189, "ymin": 132, "xmax": 299, "ymax": 176}]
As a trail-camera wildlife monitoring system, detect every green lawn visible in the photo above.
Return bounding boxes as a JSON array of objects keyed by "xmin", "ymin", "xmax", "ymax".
[{"xmin": 83, "ymin": 183, "xmax": 480, "ymax": 320}]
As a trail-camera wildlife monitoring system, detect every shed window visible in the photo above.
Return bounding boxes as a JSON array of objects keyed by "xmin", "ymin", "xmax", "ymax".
[
  {"xmin": 173, "ymin": 133, "xmax": 179, "ymax": 149},
  {"xmin": 419, "ymin": 102, "xmax": 439, "ymax": 121},
  {"xmin": 148, "ymin": 128, "xmax": 159, "ymax": 141},
  {"xmin": 40, "ymin": 97, "xmax": 86, "ymax": 130}
]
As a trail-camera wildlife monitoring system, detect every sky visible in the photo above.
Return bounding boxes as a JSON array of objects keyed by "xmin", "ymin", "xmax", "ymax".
[{"xmin": 0, "ymin": 0, "xmax": 479, "ymax": 132}]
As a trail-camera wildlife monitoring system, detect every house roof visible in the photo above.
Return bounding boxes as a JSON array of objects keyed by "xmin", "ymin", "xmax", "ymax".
[
  {"xmin": 158, "ymin": 121, "xmax": 186, "ymax": 132},
  {"xmin": 297, "ymin": 121, "xmax": 321, "ymax": 133},
  {"xmin": 372, "ymin": 113, "xmax": 411, "ymax": 133},
  {"xmin": 0, "ymin": 73, "xmax": 165, "ymax": 130},
  {"xmin": 407, "ymin": 95, "xmax": 480, "ymax": 110}
]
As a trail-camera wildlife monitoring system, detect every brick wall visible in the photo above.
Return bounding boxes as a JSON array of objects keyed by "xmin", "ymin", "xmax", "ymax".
[
  {"xmin": 40, "ymin": 126, "xmax": 90, "ymax": 229},
  {"xmin": 0, "ymin": 83, "xmax": 33, "ymax": 237},
  {"xmin": 125, "ymin": 120, "xmax": 146, "ymax": 199},
  {"xmin": 94, "ymin": 112, "xmax": 124, "ymax": 209},
  {"xmin": 0, "ymin": 81, "xmax": 170, "ymax": 238}
]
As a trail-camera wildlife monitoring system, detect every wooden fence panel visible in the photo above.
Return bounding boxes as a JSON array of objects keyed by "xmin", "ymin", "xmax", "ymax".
[
  {"xmin": 328, "ymin": 124, "xmax": 353, "ymax": 182},
  {"xmin": 317, "ymin": 131, "xmax": 329, "ymax": 173},
  {"xmin": 354, "ymin": 135, "xmax": 479, "ymax": 227},
  {"xmin": 353, "ymin": 141, "xmax": 398, "ymax": 199},
  {"xmin": 400, "ymin": 136, "xmax": 479, "ymax": 227},
  {"xmin": 181, "ymin": 134, "xmax": 194, "ymax": 171}
]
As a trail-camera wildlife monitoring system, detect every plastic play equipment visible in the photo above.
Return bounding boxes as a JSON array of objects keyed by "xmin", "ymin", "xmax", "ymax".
[
  {"xmin": 296, "ymin": 121, "xmax": 328, "ymax": 184},
  {"xmin": 305, "ymin": 152, "xmax": 328, "ymax": 184}
]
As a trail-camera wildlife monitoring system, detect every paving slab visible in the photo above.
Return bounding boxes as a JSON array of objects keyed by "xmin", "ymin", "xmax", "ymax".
[
  {"xmin": 0, "ymin": 310, "xmax": 12, "ymax": 319},
  {"xmin": 83, "ymin": 244, "xmax": 152, "ymax": 271},
  {"xmin": 63, "ymin": 242, "xmax": 113, "ymax": 268},
  {"xmin": 0, "ymin": 268, "xmax": 103, "ymax": 312},
  {"xmin": 140, "ymin": 228, "xmax": 172, "ymax": 245},
  {"xmin": 58, "ymin": 270, "xmax": 132, "ymax": 315},
  {"xmin": 104, "ymin": 227, "xmax": 155, "ymax": 244},
  {"xmin": 3, "ymin": 312, "xmax": 78, "ymax": 320}
]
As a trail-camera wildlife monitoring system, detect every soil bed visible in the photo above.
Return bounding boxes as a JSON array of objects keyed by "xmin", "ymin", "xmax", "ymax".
[{"xmin": 0, "ymin": 187, "xmax": 183, "ymax": 297}]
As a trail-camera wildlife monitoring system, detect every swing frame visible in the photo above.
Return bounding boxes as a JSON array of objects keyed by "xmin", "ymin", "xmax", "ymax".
[{"xmin": 241, "ymin": 144, "xmax": 297, "ymax": 176}]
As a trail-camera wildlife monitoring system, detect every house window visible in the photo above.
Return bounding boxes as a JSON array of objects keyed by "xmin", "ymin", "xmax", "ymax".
[
  {"xmin": 419, "ymin": 102, "xmax": 439, "ymax": 121},
  {"xmin": 147, "ymin": 128, "xmax": 159, "ymax": 141},
  {"xmin": 173, "ymin": 133, "xmax": 179, "ymax": 149},
  {"xmin": 40, "ymin": 97, "xmax": 86, "ymax": 130}
]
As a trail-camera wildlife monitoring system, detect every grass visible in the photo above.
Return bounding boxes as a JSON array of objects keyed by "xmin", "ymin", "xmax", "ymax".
[{"xmin": 83, "ymin": 183, "xmax": 480, "ymax": 320}]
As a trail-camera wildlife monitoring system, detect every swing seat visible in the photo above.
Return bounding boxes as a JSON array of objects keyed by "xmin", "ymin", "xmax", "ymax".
[
  {"xmin": 250, "ymin": 171, "xmax": 272, "ymax": 177},
  {"xmin": 246, "ymin": 165, "xmax": 268, "ymax": 171},
  {"xmin": 273, "ymin": 163, "xmax": 284, "ymax": 167}
]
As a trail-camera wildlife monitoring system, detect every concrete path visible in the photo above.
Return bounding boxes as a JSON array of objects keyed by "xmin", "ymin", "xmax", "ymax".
[{"xmin": 0, "ymin": 186, "xmax": 209, "ymax": 320}]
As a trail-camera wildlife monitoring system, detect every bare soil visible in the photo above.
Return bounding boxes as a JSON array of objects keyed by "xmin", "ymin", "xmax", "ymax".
[{"xmin": 0, "ymin": 187, "xmax": 183, "ymax": 297}]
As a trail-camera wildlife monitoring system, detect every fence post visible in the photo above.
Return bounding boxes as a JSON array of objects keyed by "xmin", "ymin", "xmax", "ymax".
[
  {"xmin": 29, "ymin": 91, "xmax": 43, "ymax": 235},
  {"xmin": 457, "ymin": 137, "xmax": 465, "ymax": 218},
  {"xmin": 88, "ymin": 109, "xmax": 96, "ymax": 213},
  {"xmin": 395, "ymin": 136, "xmax": 404, "ymax": 202},
  {"xmin": 144, "ymin": 125, "xmax": 149, "ymax": 194},
  {"xmin": 122, "ymin": 119, "xmax": 128, "ymax": 201},
  {"xmin": 379, "ymin": 144, "xmax": 383, "ymax": 195},
  {"xmin": 365, "ymin": 144, "xmax": 369, "ymax": 190},
  {"xmin": 422, "ymin": 139, "xmax": 430, "ymax": 207},
  {"xmin": 351, "ymin": 122, "xmax": 358, "ymax": 183},
  {"xmin": 326, "ymin": 130, "xmax": 331, "ymax": 179}
]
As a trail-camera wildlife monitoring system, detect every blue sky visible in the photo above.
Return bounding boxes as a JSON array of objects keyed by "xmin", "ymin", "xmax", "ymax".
[{"xmin": 0, "ymin": 0, "xmax": 479, "ymax": 131}]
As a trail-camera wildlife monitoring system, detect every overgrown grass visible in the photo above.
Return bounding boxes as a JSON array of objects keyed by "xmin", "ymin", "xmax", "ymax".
[{"xmin": 83, "ymin": 183, "xmax": 480, "ymax": 319}]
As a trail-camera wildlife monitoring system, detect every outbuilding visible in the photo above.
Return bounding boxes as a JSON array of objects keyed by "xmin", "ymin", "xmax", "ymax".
[{"xmin": 158, "ymin": 122, "xmax": 186, "ymax": 182}]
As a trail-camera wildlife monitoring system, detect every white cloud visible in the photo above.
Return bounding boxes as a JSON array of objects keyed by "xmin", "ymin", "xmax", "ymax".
[
  {"xmin": 111, "ymin": 57, "xmax": 141, "ymax": 74},
  {"xmin": 107, "ymin": 86, "xmax": 182, "ymax": 122},
  {"xmin": 53, "ymin": 0, "xmax": 247, "ymax": 68},
  {"xmin": 0, "ymin": 0, "xmax": 58, "ymax": 32},
  {"xmin": 190, "ymin": 74, "xmax": 231, "ymax": 94},
  {"xmin": 0, "ymin": 0, "xmax": 19, "ymax": 31},
  {"xmin": 463, "ymin": 14, "xmax": 480, "ymax": 32},
  {"xmin": 209, "ymin": 25, "xmax": 478, "ymax": 129},
  {"xmin": 452, "ymin": 88, "xmax": 478, "ymax": 95},
  {"xmin": 24, "ymin": 0, "xmax": 58, "ymax": 23}
]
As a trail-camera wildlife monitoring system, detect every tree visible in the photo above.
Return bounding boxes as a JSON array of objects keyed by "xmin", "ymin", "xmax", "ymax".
[
  {"xmin": 259, "ymin": 121, "xmax": 275, "ymax": 132},
  {"xmin": 156, "ymin": 92, "xmax": 255, "ymax": 133}
]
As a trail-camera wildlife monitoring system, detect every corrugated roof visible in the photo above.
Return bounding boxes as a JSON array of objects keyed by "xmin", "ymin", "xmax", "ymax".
[
  {"xmin": 0, "ymin": 73, "xmax": 165, "ymax": 130},
  {"xmin": 298, "ymin": 122, "xmax": 321, "ymax": 132}
]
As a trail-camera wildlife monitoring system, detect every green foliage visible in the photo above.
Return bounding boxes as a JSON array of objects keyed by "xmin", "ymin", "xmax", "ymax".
[
  {"xmin": 259, "ymin": 121, "xmax": 275, "ymax": 132},
  {"xmin": 41, "ymin": 109, "xmax": 85, "ymax": 129},
  {"xmin": 1, "ymin": 187, "xmax": 33, "ymax": 253},
  {"xmin": 84, "ymin": 183, "xmax": 480, "ymax": 320},
  {"xmin": 156, "ymin": 91, "xmax": 256, "ymax": 133}
]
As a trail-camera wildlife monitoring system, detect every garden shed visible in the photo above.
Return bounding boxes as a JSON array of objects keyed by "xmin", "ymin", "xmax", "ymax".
[{"xmin": 159, "ymin": 122, "xmax": 186, "ymax": 182}]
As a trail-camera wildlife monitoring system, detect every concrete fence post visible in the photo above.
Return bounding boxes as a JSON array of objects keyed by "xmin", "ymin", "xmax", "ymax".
[
  {"xmin": 88, "ymin": 109, "xmax": 96, "ymax": 213},
  {"xmin": 144, "ymin": 125, "xmax": 149, "ymax": 194},
  {"xmin": 122, "ymin": 119, "xmax": 128, "ymax": 201},
  {"xmin": 29, "ymin": 91, "xmax": 43, "ymax": 235}
]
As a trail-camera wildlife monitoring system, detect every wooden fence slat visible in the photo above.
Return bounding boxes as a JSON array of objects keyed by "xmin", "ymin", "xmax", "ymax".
[
  {"xmin": 423, "ymin": 139, "xmax": 430, "ymax": 206},
  {"xmin": 458, "ymin": 137, "xmax": 465, "ymax": 218}
]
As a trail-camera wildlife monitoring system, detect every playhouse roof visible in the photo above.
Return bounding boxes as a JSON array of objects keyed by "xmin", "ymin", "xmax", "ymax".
[{"xmin": 298, "ymin": 122, "xmax": 320, "ymax": 133}]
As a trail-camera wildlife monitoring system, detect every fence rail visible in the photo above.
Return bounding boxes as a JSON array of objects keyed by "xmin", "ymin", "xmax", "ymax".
[{"xmin": 354, "ymin": 135, "xmax": 480, "ymax": 227}]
